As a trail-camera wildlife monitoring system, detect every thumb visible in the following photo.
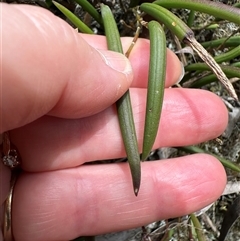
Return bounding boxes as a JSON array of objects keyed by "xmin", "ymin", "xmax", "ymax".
[{"xmin": 1, "ymin": 4, "xmax": 133, "ymax": 132}]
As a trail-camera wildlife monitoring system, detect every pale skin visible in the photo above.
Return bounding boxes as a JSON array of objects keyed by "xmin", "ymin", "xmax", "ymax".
[{"xmin": 0, "ymin": 3, "xmax": 228, "ymax": 241}]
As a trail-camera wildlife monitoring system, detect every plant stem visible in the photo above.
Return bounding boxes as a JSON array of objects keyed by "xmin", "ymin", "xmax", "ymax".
[
  {"xmin": 201, "ymin": 36, "xmax": 240, "ymax": 48},
  {"xmin": 186, "ymin": 63, "xmax": 240, "ymax": 78},
  {"xmin": 75, "ymin": 0, "xmax": 103, "ymax": 27},
  {"xmin": 190, "ymin": 214, "xmax": 206, "ymax": 241},
  {"xmin": 154, "ymin": 0, "xmax": 240, "ymax": 24},
  {"xmin": 178, "ymin": 146, "xmax": 240, "ymax": 172},
  {"xmin": 52, "ymin": 1, "xmax": 93, "ymax": 34},
  {"xmin": 187, "ymin": 10, "xmax": 195, "ymax": 27}
]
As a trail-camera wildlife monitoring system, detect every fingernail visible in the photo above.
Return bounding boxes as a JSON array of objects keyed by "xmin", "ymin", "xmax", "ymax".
[
  {"xmin": 176, "ymin": 62, "xmax": 185, "ymax": 84},
  {"xmin": 97, "ymin": 49, "xmax": 132, "ymax": 76}
]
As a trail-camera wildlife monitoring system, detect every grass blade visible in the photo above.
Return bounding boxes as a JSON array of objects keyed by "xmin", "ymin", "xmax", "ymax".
[{"xmin": 52, "ymin": 1, "xmax": 93, "ymax": 34}]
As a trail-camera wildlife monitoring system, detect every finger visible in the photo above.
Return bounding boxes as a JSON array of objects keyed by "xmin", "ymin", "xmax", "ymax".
[
  {"xmin": 0, "ymin": 162, "xmax": 11, "ymax": 204},
  {"xmin": 0, "ymin": 162, "xmax": 11, "ymax": 230},
  {"xmin": 12, "ymin": 154, "xmax": 226, "ymax": 241},
  {"xmin": 1, "ymin": 4, "xmax": 183, "ymax": 133},
  {"xmin": 10, "ymin": 89, "xmax": 228, "ymax": 171},
  {"xmin": 2, "ymin": 3, "xmax": 132, "ymax": 131}
]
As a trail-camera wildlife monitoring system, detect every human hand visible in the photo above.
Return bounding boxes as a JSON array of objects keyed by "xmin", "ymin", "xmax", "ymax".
[{"xmin": 1, "ymin": 3, "xmax": 228, "ymax": 241}]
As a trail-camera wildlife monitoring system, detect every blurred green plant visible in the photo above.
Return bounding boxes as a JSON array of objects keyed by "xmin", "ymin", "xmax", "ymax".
[{"xmin": 190, "ymin": 213, "xmax": 206, "ymax": 241}]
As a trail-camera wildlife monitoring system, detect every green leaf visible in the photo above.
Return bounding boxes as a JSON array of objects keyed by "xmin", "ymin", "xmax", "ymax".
[
  {"xmin": 142, "ymin": 21, "xmax": 166, "ymax": 160},
  {"xmin": 52, "ymin": 1, "xmax": 93, "ymax": 34},
  {"xmin": 101, "ymin": 4, "xmax": 141, "ymax": 196}
]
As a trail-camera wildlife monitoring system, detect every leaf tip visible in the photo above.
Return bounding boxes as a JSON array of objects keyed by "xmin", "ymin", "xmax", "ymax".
[{"xmin": 134, "ymin": 187, "xmax": 139, "ymax": 196}]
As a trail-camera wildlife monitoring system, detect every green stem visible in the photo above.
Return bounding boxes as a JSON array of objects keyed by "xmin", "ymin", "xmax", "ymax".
[
  {"xmin": 201, "ymin": 36, "xmax": 240, "ymax": 49},
  {"xmin": 75, "ymin": 0, "xmax": 103, "ymax": 27},
  {"xmin": 178, "ymin": 146, "xmax": 240, "ymax": 172},
  {"xmin": 52, "ymin": 1, "xmax": 93, "ymax": 34},
  {"xmin": 187, "ymin": 10, "xmax": 195, "ymax": 27},
  {"xmin": 154, "ymin": 0, "xmax": 240, "ymax": 24},
  {"xmin": 185, "ymin": 63, "xmax": 240, "ymax": 78},
  {"xmin": 214, "ymin": 46, "xmax": 240, "ymax": 63},
  {"xmin": 184, "ymin": 63, "xmax": 240, "ymax": 88},
  {"xmin": 189, "ymin": 74, "xmax": 234, "ymax": 88},
  {"xmin": 190, "ymin": 214, "xmax": 206, "ymax": 241}
]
